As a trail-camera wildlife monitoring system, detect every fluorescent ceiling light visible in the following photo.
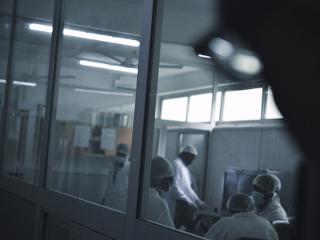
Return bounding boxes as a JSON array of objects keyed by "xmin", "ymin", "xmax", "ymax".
[
  {"xmin": 230, "ymin": 53, "xmax": 262, "ymax": 75},
  {"xmin": 79, "ymin": 60, "xmax": 138, "ymax": 74},
  {"xmin": 198, "ymin": 54, "xmax": 212, "ymax": 59},
  {"xmin": 74, "ymin": 88, "xmax": 134, "ymax": 97},
  {"xmin": 0, "ymin": 79, "xmax": 37, "ymax": 87},
  {"xmin": 28, "ymin": 23, "xmax": 140, "ymax": 47}
]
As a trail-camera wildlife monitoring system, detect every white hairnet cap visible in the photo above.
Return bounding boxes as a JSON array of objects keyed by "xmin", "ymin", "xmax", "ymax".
[
  {"xmin": 227, "ymin": 193, "xmax": 254, "ymax": 212},
  {"xmin": 150, "ymin": 156, "xmax": 174, "ymax": 185},
  {"xmin": 179, "ymin": 145, "xmax": 198, "ymax": 156},
  {"xmin": 253, "ymin": 174, "xmax": 281, "ymax": 193}
]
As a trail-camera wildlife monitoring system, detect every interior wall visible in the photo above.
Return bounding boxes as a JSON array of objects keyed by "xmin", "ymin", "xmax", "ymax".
[{"xmin": 207, "ymin": 126, "xmax": 303, "ymax": 213}]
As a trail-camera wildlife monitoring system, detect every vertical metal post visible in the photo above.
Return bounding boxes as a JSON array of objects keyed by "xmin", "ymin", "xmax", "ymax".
[
  {"xmin": 125, "ymin": 0, "xmax": 164, "ymax": 238},
  {"xmin": 0, "ymin": 0, "xmax": 17, "ymax": 172},
  {"xmin": 35, "ymin": 0, "xmax": 63, "ymax": 239}
]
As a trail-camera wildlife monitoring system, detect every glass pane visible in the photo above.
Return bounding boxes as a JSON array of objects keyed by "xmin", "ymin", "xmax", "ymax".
[
  {"xmin": 223, "ymin": 88, "xmax": 263, "ymax": 121},
  {"xmin": 214, "ymin": 91, "xmax": 222, "ymax": 122},
  {"xmin": 187, "ymin": 93, "xmax": 212, "ymax": 123},
  {"xmin": 0, "ymin": 0, "xmax": 13, "ymax": 115},
  {"xmin": 1, "ymin": 0, "xmax": 54, "ymax": 184},
  {"xmin": 161, "ymin": 97, "xmax": 188, "ymax": 122},
  {"xmin": 140, "ymin": 0, "xmax": 216, "ymax": 230},
  {"xmin": 46, "ymin": 0, "xmax": 143, "ymax": 213},
  {"xmin": 266, "ymin": 87, "xmax": 283, "ymax": 119}
]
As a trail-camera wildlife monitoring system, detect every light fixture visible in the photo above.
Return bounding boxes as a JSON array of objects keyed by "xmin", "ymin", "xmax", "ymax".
[
  {"xmin": 74, "ymin": 88, "xmax": 134, "ymax": 97},
  {"xmin": 0, "ymin": 79, "xmax": 37, "ymax": 87},
  {"xmin": 28, "ymin": 23, "xmax": 140, "ymax": 47},
  {"xmin": 79, "ymin": 60, "xmax": 138, "ymax": 74},
  {"xmin": 198, "ymin": 54, "xmax": 212, "ymax": 59}
]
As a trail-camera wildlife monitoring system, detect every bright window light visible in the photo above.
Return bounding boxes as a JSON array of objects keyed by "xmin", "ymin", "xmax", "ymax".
[
  {"xmin": 215, "ymin": 91, "xmax": 222, "ymax": 121},
  {"xmin": 0, "ymin": 79, "xmax": 37, "ymax": 87},
  {"xmin": 223, "ymin": 88, "xmax": 263, "ymax": 121},
  {"xmin": 79, "ymin": 60, "xmax": 138, "ymax": 74},
  {"xmin": 161, "ymin": 97, "xmax": 188, "ymax": 122},
  {"xmin": 28, "ymin": 23, "xmax": 140, "ymax": 47},
  {"xmin": 266, "ymin": 87, "xmax": 283, "ymax": 119},
  {"xmin": 74, "ymin": 88, "xmax": 134, "ymax": 97},
  {"xmin": 187, "ymin": 93, "xmax": 212, "ymax": 123}
]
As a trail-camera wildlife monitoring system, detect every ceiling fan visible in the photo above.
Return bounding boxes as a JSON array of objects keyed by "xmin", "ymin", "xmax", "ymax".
[{"xmin": 77, "ymin": 51, "xmax": 184, "ymax": 70}]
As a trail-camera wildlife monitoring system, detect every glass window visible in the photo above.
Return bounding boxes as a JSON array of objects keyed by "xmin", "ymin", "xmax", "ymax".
[
  {"xmin": 222, "ymin": 88, "xmax": 263, "ymax": 121},
  {"xmin": 161, "ymin": 97, "xmax": 188, "ymax": 122},
  {"xmin": 214, "ymin": 91, "xmax": 222, "ymax": 121},
  {"xmin": 0, "ymin": 0, "xmax": 13, "ymax": 117},
  {"xmin": 46, "ymin": 0, "xmax": 143, "ymax": 213},
  {"xmin": 1, "ymin": 0, "xmax": 54, "ymax": 184},
  {"xmin": 140, "ymin": 0, "xmax": 216, "ymax": 231},
  {"xmin": 187, "ymin": 93, "xmax": 212, "ymax": 123},
  {"xmin": 266, "ymin": 87, "xmax": 283, "ymax": 119}
]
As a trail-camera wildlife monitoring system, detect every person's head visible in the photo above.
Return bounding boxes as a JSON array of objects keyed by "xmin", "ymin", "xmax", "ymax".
[
  {"xmin": 252, "ymin": 174, "xmax": 281, "ymax": 206},
  {"xmin": 227, "ymin": 193, "xmax": 254, "ymax": 215},
  {"xmin": 179, "ymin": 145, "xmax": 198, "ymax": 166},
  {"xmin": 115, "ymin": 143, "xmax": 129, "ymax": 164},
  {"xmin": 150, "ymin": 156, "xmax": 174, "ymax": 192}
]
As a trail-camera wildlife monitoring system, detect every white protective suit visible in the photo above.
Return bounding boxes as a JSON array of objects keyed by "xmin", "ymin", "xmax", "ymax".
[
  {"xmin": 205, "ymin": 212, "xmax": 279, "ymax": 240},
  {"xmin": 167, "ymin": 158, "xmax": 201, "ymax": 216},
  {"xmin": 147, "ymin": 188, "xmax": 174, "ymax": 227},
  {"xmin": 102, "ymin": 160, "xmax": 130, "ymax": 212},
  {"xmin": 258, "ymin": 195, "xmax": 288, "ymax": 223}
]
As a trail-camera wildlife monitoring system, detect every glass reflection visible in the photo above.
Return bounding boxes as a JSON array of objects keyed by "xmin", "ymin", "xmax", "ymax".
[{"xmin": 46, "ymin": 0, "xmax": 143, "ymax": 212}]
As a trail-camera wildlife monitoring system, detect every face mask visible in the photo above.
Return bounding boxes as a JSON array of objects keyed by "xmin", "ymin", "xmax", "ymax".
[
  {"xmin": 182, "ymin": 158, "xmax": 194, "ymax": 166},
  {"xmin": 252, "ymin": 191, "xmax": 266, "ymax": 206},
  {"xmin": 115, "ymin": 156, "xmax": 127, "ymax": 166}
]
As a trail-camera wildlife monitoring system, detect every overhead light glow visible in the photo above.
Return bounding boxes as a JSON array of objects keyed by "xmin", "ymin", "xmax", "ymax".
[
  {"xmin": 0, "ymin": 79, "xmax": 37, "ymax": 87},
  {"xmin": 28, "ymin": 23, "xmax": 140, "ymax": 47},
  {"xmin": 230, "ymin": 52, "xmax": 263, "ymax": 75},
  {"xmin": 79, "ymin": 60, "xmax": 138, "ymax": 74},
  {"xmin": 74, "ymin": 88, "xmax": 134, "ymax": 97},
  {"xmin": 198, "ymin": 54, "xmax": 212, "ymax": 59},
  {"xmin": 209, "ymin": 38, "xmax": 235, "ymax": 58}
]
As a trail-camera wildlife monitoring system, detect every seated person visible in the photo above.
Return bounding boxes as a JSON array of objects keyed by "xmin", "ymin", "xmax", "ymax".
[
  {"xmin": 205, "ymin": 193, "xmax": 279, "ymax": 240},
  {"xmin": 252, "ymin": 174, "xmax": 288, "ymax": 223},
  {"xmin": 147, "ymin": 156, "xmax": 175, "ymax": 227}
]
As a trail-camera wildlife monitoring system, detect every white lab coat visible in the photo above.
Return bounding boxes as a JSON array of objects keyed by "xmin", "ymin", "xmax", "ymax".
[
  {"xmin": 166, "ymin": 158, "xmax": 201, "ymax": 216},
  {"xmin": 147, "ymin": 188, "xmax": 175, "ymax": 227},
  {"xmin": 205, "ymin": 212, "xmax": 279, "ymax": 240},
  {"xmin": 102, "ymin": 160, "xmax": 130, "ymax": 212},
  {"xmin": 258, "ymin": 195, "xmax": 288, "ymax": 223}
]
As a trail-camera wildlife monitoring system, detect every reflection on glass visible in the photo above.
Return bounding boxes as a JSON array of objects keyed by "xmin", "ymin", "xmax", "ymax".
[
  {"xmin": 1, "ymin": 0, "xmax": 53, "ymax": 184},
  {"xmin": 223, "ymin": 88, "xmax": 263, "ymax": 121},
  {"xmin": 140, "ymin": 0, "xmax": 302, "ymax": 238},
  {"xmin": 161, "ymin": 97, "xmax": 188, "ymax": 122},
  {"xmin": 266, "ymin": 87, "xmax": 283, "ymax": 119},
  {"xmin": 187, "ymin": 93, "xmax": 212, "ymax": 123},
  {"xmin": 46, "ymin": 0, "xmax": 143, "ymax": 212}
]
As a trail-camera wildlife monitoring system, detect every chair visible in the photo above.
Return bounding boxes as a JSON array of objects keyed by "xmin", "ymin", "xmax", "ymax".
[{"xmin": 273, "ymin": 220, "xmax": 296, "ymax": 240}]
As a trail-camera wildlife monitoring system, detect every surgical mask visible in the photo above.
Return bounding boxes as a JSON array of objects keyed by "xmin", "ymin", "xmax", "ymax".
[
  {"xmin": 115, "ymin": 156, "xmax": 127, "ymax": 167},
  {"xmin": 252, "ymin": 191, "xmax": 266, "ymax": 206}
]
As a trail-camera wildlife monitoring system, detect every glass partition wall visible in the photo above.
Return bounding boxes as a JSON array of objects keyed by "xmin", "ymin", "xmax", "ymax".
[{"xmin": 0, "ymin": 1, "xmax": 303, "ymax": 240}]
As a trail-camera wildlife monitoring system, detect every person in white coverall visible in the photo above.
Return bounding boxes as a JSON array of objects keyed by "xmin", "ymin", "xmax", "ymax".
[
  {"xmin": 147, "ymin": 156, "xmax": 175, "ymax": 227},
  {"xmin": 167, "ymin": 145, "xmax": 206, "ymax": 226},
  {"xmin": 205, "ymin": 193, "xmax": 279, "ymax": 240},
  {"xmin": 101, "ymin": 143, "xmax": 130, "ymax": 212},
  {"xmin": 252, "ymin": 173, "xmax": 288, "ymax": 223}
]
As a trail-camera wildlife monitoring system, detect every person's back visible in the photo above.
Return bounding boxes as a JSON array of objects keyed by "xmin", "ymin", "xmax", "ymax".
[
  {"xmin": 147, "ymin": 187, "xmax": 174, "ymax": 227},
  {"xmin": 205, "ymin": 212, "xmax": 279, "ymax": 240}
]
